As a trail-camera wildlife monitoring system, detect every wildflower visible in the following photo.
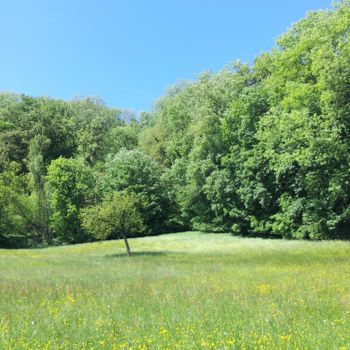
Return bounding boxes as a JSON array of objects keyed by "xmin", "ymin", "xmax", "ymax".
[
  {"xmin": 257, "ymin": 284, "xmax": 270, "ymax": 295},
  {"xmin": 280, "ymin": 334, "xmax": 292, "ymax": 342},
  {"xmin": 159, "ymin": 327, "xmax": 168, "ymax": 336}
]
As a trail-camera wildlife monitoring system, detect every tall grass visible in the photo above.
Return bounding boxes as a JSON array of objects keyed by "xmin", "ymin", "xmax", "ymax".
[{"xmin": 1, "ymin": 232, "xmax": 350, "ymax": 349}]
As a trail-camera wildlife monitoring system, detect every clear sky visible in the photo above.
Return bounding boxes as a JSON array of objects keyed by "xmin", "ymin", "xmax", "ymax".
[{"xmin": 0, "ymin": 0, "xmax": 332, "ymax": 112}]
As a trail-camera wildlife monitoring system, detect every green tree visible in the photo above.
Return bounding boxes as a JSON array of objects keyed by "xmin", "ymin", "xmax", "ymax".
[
  {"xmin": 69, "ymin": 97, "xmax": 122, "ymax": 164},
  {"xmin": 46, "ymin": 157, "xmax": 96, "ymax": 243},
  {"xmin": 102, "ymin": 149, "xmax": 171, "ymax": 233},
  {"xmin": 27, "ymin": 135, "xmax": 51, "ymax": 243},
  {"xmin": 81, "ymin": 192, "xmax": 145, "ymax": 256},
  {"xmin": 0, "ymin": 163, "xmax": 41, "ymax": 247}
]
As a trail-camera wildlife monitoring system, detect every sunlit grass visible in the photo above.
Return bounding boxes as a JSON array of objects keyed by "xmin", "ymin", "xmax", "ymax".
[{"xmin": 1, "ymin": 232, "xmax": 350, "ymax": 349}]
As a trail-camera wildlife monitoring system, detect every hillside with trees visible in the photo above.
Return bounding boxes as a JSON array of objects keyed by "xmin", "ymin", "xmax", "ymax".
[{"xmin": 2, "ymin": 1, "xmax": 350, "ymax": 247}]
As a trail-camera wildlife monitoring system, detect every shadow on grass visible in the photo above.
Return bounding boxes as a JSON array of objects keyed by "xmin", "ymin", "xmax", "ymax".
[{"xmin": 105, "ymin": 251, "xmax": 169, "ymax": 258}]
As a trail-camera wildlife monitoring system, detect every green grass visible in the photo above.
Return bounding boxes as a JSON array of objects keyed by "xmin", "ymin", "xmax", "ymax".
[{"xmin": 1, "ymin": 232, "xmax": 350, "ymax": 349}]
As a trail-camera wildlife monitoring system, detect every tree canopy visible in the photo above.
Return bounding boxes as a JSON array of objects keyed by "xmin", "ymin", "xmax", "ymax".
[
  {"xmin": 81, "ymin": 192, "xmax": 145, "ymax": 256},
  {"xmin": 2, "ymin": 1, "xmax": 350, "ymax": 247}
]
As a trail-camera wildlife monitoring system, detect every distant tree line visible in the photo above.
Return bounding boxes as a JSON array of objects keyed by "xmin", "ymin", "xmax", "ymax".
[{"xmin": 1, "ymin": 1, "xmax": 350, "ymax": 247}]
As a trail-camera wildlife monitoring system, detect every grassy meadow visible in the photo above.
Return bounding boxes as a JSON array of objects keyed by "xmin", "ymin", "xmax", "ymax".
[{"xmin": 1, "ymin": 232, "xmax": 350, "ymax": 349}]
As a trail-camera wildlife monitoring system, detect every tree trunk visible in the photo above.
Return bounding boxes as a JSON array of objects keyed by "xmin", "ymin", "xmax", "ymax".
[{"xmin": 123, "ymin": 235, "xmax": 131, "ymax": 256}]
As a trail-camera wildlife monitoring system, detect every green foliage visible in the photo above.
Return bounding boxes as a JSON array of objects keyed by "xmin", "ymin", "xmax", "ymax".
[
  {"xmin": 27, "ymin": 135, "xmax": 51, "ymax": 242},
  {"xmin": 0, "ymin": 184, "xmax": 22, "ymax": 247},
  {"xmin": 102, "ymin": 149, "xmax": 172, "ymax": 233},
  {"xmin": 3, "ymin": 2, "xmax": 350, "ymax": 246},
  {"xmin": 69, "ymin": 97, "xmax": 122, "ymax": 164},
  {"xmin": 81, "ymin": 192, "xmax": 145, "ymax": 241},
  {"xmin": 46, "ymin": 158, "xmax": 96, "ymax": 243},
  {"xmin": 142, "ymin": 0, "xmax": 350, "ymax": 239},
  {"xmin": 0, "ymin": 163, "xmax": 45, "ymax": 247}
]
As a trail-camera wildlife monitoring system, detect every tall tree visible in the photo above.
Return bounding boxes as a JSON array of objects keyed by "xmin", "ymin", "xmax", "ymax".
[
  {"xmin": 27, "ymin": 135, "xmax": 51, "ymax": 243},
  {"xmin": 46, "ymin": 157, "xmax": 96, "ymax": 243},
  {"xmin": 102, "ymin": 149, "xmax": 172, "ymax": 233}
]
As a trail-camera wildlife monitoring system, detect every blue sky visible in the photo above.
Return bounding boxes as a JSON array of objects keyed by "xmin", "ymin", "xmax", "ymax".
[{"xmin": 0, "ymin": 0, "xmax": 332, "ymax": 112}]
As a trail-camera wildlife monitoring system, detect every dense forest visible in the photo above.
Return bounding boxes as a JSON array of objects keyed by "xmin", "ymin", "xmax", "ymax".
[{"xmin": 1, "ymin": 1, "xmax": 350, "ymax": 247}]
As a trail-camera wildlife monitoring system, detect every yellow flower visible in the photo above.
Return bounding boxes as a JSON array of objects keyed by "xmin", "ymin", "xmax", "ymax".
[
  {"xmin": 280, "ymin": 334, "xmax": 292, "ymax": 342},
  {"xmin": 159, "ymin": 327, "xmax": 168, "ymax": 336},
  {"xmin": 257, "ymin": 284, "xmax": 270, "ymax": 295}
]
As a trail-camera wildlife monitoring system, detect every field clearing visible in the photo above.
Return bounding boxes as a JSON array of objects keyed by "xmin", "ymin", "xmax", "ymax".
[{"xmin": 1, "ymin": 232, "xmax": 350, "ymax": 349}]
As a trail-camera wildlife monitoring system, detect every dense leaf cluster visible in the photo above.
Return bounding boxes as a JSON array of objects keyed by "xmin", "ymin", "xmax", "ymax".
[{"xmin": 1, "ymin": 1, "xmax": 350, "ymax": 247}]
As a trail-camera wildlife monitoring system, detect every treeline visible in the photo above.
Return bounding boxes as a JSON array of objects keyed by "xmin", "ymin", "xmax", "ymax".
[{"xmin": 2, "ymin": 1, "xmax": 350, "ymax": 247}]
